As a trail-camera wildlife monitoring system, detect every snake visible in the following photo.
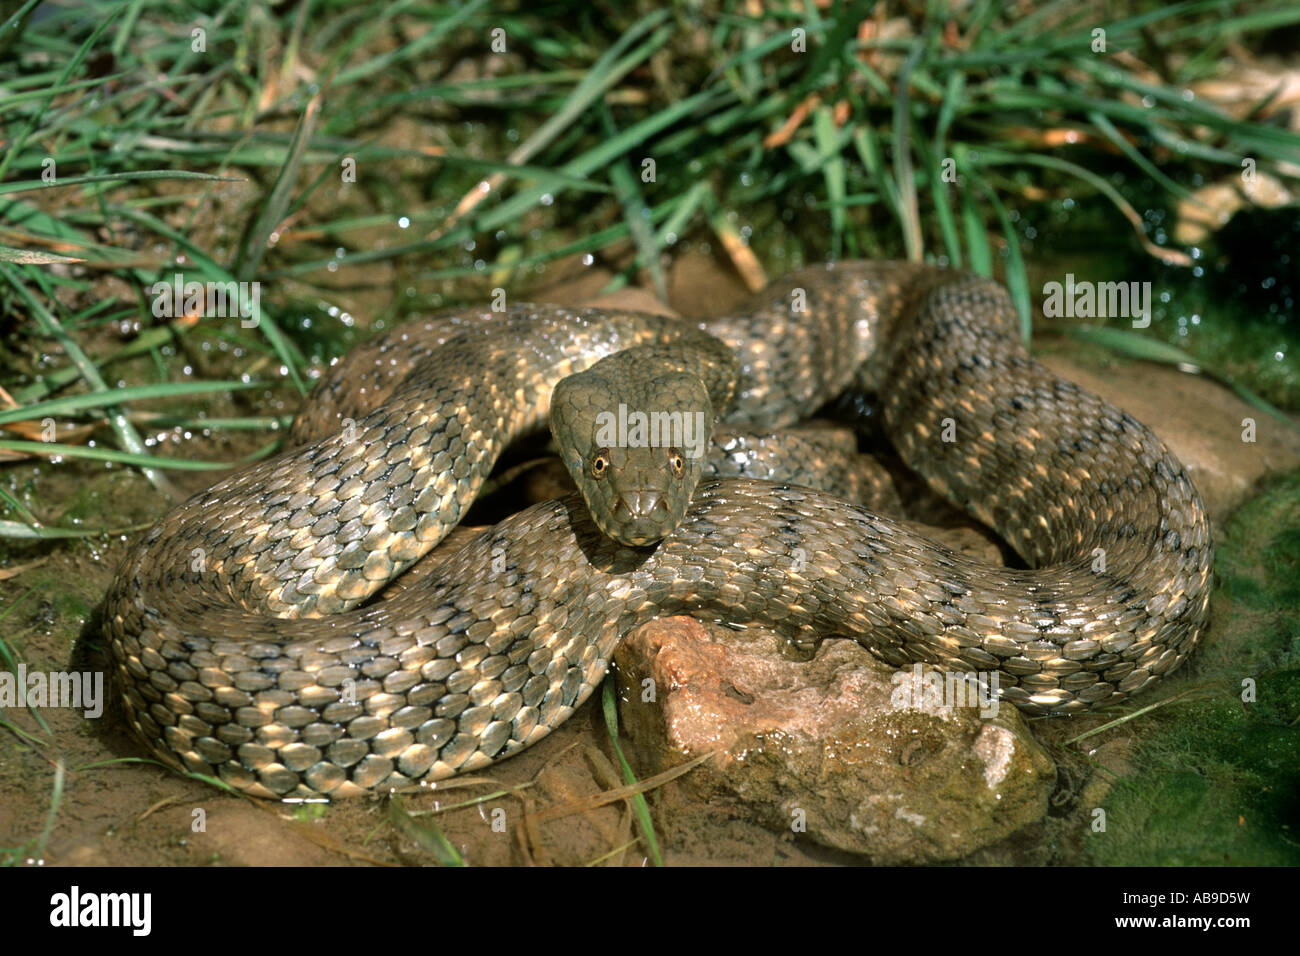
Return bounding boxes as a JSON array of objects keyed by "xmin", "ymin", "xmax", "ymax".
[{"xmin": 103, "ymin": 261, "xmax": 1213, "ymax": 800}]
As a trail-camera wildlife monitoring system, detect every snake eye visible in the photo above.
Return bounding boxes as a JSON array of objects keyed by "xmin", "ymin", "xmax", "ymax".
[
  {"xmin": 590, "ymin": 448, "xmax": 611, "ymax": 480},
  {"xmin": 668, "ymin": 448, "xmax": 685, "ymax": 478}
]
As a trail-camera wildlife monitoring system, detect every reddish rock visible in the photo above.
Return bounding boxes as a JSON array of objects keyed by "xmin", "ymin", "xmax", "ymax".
[{"xmin": 614, "ymin": 618, "xmax": 1055, "ymax": 864}]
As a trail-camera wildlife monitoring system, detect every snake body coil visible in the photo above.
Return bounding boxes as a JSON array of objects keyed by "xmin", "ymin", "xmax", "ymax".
[{"xmin": 103, "ymin": 262, "xmax": 1212, "ymax": 799}]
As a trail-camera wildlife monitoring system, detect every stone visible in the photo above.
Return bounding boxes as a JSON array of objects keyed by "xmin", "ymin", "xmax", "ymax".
[
  {"xmin": 1039, "ymin": 351, "xmax": 1300, "ymax": 522},
  {"xmin": 614, "ymin": 617, "xmax": 1056, "ymax": 864}
]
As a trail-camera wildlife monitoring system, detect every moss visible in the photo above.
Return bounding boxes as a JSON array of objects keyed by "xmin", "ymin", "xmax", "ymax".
[{"xmin": 1086, "ymin": 469, "xmax": 1300, "ymax": 865}]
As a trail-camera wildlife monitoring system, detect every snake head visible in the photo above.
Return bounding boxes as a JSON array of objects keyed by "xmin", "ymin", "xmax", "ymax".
[{"xmin": 550, "ymin": 361, "xmax": 714, "ymax": 547}]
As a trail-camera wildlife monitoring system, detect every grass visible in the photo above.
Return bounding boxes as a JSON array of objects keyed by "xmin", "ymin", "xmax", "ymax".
[
  {"xmin": 1, "ymin": 4, "xmax": 1298, "ymax": 531},
  {"xmin": 602, "ymin": 675, "xmax": 663, "ymax": 866},
  {"xmin": 0, "ymin": 760, "xmax": 63, "ymax": 867}
]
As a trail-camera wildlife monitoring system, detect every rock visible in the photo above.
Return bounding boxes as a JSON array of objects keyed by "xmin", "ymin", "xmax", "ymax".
[
  {"xmin": 613, "ymin": 618, "xmax": 1056, "ymax": 864},
  {"xmin": 1039, "ymin": 351, "xmax": 1300, "ymax": 522}
]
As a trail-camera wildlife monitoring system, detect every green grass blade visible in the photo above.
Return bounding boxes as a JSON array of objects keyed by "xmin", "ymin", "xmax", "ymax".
[
  {"xmin": 0, "ymin": 381, "xmax": 263, "ymax": 427},
  {"xmin": 601, "ymin": 676, "xmax": 663, "ymax": 867},
  {"xmin": 233, "ymin": 94, "xmax": 321, "ymax": 279},
  {"xmin": 0, "ymin": 439, "xmax": 275, "ymax": 470},
  {"xmin": 0, "ymin": 171, "xmax": 240, "ymax": 197}
]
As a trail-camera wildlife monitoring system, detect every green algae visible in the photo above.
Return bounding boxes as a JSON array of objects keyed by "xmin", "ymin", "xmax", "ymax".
[{"xmin": 1086, "ymin": 468, "xmax": 1300, "ymax": 866}]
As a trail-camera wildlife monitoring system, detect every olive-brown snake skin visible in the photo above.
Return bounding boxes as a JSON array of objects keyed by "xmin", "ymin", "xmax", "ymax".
[{"xmin": 103, "ymin": 262, "xmax": 1213, "ymax": 799}]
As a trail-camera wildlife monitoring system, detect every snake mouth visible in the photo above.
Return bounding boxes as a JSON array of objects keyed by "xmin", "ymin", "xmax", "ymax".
[
  {"xmin": 615, "ymin": 489, "xmax": 668, "ymax": 518},
  {"xmin": 606, "ymin": 490, "xmax": 674, "ymax": 545}
]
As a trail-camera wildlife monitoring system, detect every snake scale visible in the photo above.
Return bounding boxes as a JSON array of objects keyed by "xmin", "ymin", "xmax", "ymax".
[{"xmin": 103, "ymin": 262, "xmax": 1212, "ymax": 799}]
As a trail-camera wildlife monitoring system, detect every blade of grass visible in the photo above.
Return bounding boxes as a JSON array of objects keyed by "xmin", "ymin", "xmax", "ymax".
[
  {"xmin": 0, "ymin": 381, "xmax": 263, "ymax": 427},
  {"xmin": 431, "ymin": 9, "xmax": 675, "ymax": 236},
  {"xmin": 30, "ymin": 761, "xmax": 64, "ymax": 865},
  {"xmin": 0, "ymin": 261, "xmax": 178, "ymax": 495},
  {"xmin": 974, "ymin": 179, "xmax": 1032, "ymax": 343},
  {"xmin": 0, "ymin": 170, "xmax": 240, "ymax": 197},
  {"xmin": 0, "ymin": 246, "xmax": 83, "ymax": 264},
  {"xmin": 106, "ymin": 203, "xmax": 308, "ymax": 393},
  {"xmin": 601, "ymin": 676, "xmax": 663, "ymax": 868},
  {"xmin": 0, "ymin": 520, "xmax": 154, "ymax": 540},
  {"xmin": 328, "ymin": 0, "xmax": 490, "ymax": 89},
  {"xmin": 0, "ymin": 486, "xmax": 40, "ymax": 526},
  {"xmin": 812, "ymin": 104, "xmax": 848, "ymax": 260},
  {"xmin": 960, "ymin": 179, "xmax": 992, "ymax": 276},
  {"xmin": 599, "ymin": 102, "xmax": 666, "ymax": 301},
  {"xmin": 1068, "ymin": 327, "xmax": 1298, "ymax": 427},
  {"xmin": 972, "ymin": 149, "xmax": 1194, "ymax": 267},
  {"xmin": 232, "ymin": 90, "xmax": 322, "ymax": 279},
  {"xmin": 0, "ymin": 439, "xmax": 278, "ymax": 470},
  {"xmin": 892, "ymin": 38, "xmax": 927, "ymax": 262},
  {"xmin": 387, "ymin": 794, "xmax": 466, "ymax": 866},
  {"xmin": 0, "ymin": 6, "xmax": 121, "ymax": 182}
]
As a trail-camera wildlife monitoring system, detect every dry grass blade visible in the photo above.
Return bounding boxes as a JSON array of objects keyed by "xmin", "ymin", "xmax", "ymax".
[
  {"xmin": 0, "ymin": 558, "xmax": 47, "ymax": 581},
  {"xmin": 523, "ymin": 750, "xmax": 717, "ymax": 826},
  {"xmin": 1063, "ymin": 687, "xmax": 1218, "ymax": 746}
]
